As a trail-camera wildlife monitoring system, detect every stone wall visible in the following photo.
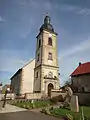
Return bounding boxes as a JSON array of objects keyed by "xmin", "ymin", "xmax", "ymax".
[
  {"xmin": 72, "ymin": 73, "xmax": 90, "ymax": 92},
  {"xmin": 74, "ymin": 93, "xmax": 90, "ymax": 105},
  {"xmin": 25, "ymin": 93, "xmax": 42, "ymax": 99},
  {"xmin": 11, "ymin": 70, "xmax": 22, "ymax": 95},
  {"xmin": 0, "ymin": 93, "xmax": 15, "ymax": 100},
  {"xmin": 51, "ymin": 90, "xmax": 66, "ymax": 98}
]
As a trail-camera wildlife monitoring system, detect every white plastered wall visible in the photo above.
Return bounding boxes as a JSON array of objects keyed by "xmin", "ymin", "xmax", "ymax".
[{"xmin": 21, "ymin": 59, "xmax": 35, "ymax": 94}]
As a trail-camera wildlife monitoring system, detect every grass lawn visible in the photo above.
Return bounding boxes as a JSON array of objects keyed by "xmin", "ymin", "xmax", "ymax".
[
  {"xmin": 13, "ymin": 100, "xmax": 52, "ymax": 109},
  {"xmin": 50, "ymin": 106, "xmax": 90, "ymax": 120},
  {"xmin": 13, "ymin": 100, "xmax": 90, "ymax": 119}
]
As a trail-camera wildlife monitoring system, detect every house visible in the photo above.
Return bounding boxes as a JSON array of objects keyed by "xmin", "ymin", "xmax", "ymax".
[
  {"xmin": 71, "ymin": 62, "xmax": 90, "ymax": 93},
  {"xmin": 10, "ymin": 59, "xmax": 35, "ymax": 95}
]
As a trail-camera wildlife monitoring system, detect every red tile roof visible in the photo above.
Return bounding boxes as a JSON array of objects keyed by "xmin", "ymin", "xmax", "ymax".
[{"xmin": 71, "ymin": 62, "xmax": 90, "ymax": 76}]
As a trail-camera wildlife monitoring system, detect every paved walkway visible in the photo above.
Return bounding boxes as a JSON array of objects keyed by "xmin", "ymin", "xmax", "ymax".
[
  {"xmin": 0, "ymin": 111, "xmax": 61, "ymax": 120},
  {"xmin": 0, "ymin": 104, "xmax": 62, "ymax": 120},
  {"xmin": 30, "ymin": 107, "xmax": 41, "ymax": 112},
  {"xmin": 0, "ymin": 104, "xmax": 27, "ymax": 113}
]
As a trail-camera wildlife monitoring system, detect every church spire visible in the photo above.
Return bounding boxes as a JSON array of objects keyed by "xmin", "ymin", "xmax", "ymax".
[
  {"xmin": 44, "ymin": 13, "xmax": 51, "ymax": 24},
  {"xmin": 40, "ymin": 14, "xmax": 55, "ymax": 33}
]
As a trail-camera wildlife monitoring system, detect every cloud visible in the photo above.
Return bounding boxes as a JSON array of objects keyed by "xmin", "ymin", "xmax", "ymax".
[
  {"xmin": 59, "ymin": 4, "xmax": 77, "ymax": 11},
  {"xmin": 59, "ymin": 39, "xmax": 90, "ymax": 86},
  {"xmin": 20, "ymin": 28, "xmax": 31, "ymax": 39},
  {"xmin": 77, "ymin": 8, "xmax": 90, "ymax": 16},
  {"xmin": 0, "ymin": 57, "xmax": 26, "ymax": 72},
  {"xmin": 58, "ymin": 4, "xmax": 90, "ymax": 16},
  {"xmin": 19, "ymin": 0, "xmax": 54, "ymax": 13},
  {"xmin": 0, "ymin": 49, "xmax": 31, "ymax": 73},
  {"xmin": 0, "ymin": 16, "xmax": 4, "ymax": 22},
  {"xmin": 0, "ymin": 49, "xmax": 33, "ymax": 84},
  {"xmin": 59, "ymin": 39, "xmax": 90, "ymax": 59},
  {"xmin": 19, "ymin": 1, "xmax": 90, "ymax": 17}
]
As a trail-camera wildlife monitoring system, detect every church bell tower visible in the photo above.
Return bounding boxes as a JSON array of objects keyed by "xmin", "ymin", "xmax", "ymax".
[{"xmin": 34, "ymin": 15, "xmax": 60, "ymax": 96}]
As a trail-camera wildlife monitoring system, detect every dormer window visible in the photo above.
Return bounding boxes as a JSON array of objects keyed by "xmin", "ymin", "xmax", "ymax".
[{"xmin": 48, "ymin": 37, "xmax": 52, "ymax": 46}]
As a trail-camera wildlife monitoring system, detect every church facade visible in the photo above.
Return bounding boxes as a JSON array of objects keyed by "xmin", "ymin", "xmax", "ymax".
[
  {"xmin": 10, "ymin": 15, "xmax": 60, "ymax": 97},
  {"xmin": 34, "ymin": 15, "xmax": 60, "ymax": 96}
]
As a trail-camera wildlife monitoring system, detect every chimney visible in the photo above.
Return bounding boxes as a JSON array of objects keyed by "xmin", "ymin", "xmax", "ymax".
[{"xmin": 79, "ymin": 62, "xmax": 81, "ymax": 66}]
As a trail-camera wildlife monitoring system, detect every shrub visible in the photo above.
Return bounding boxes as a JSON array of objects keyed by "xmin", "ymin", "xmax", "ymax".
[
  {"xmin": 41, "ymin": 108, "xmax": 46, "ymax": 113},
  {"xmin": 26, "ymin": 105, "xmax": 30, "ymax": 109},
  {"xmin": 34, "ymin": 101, "xmax": 50, "ymax": 108},
  {"xmin": 41, "ymin": 107, "xmax": 50, "ymax": 115},
  {"xmin": 63, "ymin": 102, "xmax": 69, "ymax": 108},
  {"xmin": 80, "ymin": 116, "xmax": 89, "ymax": 120},
  {"xmin": 22, "ymin": 104, "xmax": 26, "ymax": 108},
  {"xmin": 32, "ymin": 103, "xmax": 36, "ymax": 109},
  {"xmin": 66, "ymin": 114, "xmax": 74, "ymax": 120},
  {"xmin": 49, "ymin": 106, "xmax": 54, "ymax": 111},
  {"xmin": 62, "ymin": 116, "xmax": 69, "ymax": 120},
  {"xmin": 12, "ymin": 100, "xmax": 52, "ymax": 109}
]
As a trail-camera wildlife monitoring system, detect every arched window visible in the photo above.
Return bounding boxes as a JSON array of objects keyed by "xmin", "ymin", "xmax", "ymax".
[
  {"xmin": 48, "ymin": 52, "xmax": 52, "ymax": 60},
  {"xmin": 48, "ymin": 37, "xmax": 52, "ymax": 46},
  {"xmin": 48, "ymin": 72, "xmax": 53, "ymax": 78}
]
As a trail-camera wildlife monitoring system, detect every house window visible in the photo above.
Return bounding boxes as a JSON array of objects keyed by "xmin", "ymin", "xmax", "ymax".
[
  {"xmin": 48, "ymin": 72, "xmax": 53, "ymax": 78},
  {"xmin": 37, "ymin": 53, "xmax": 39, "ymax": 61},
  {"xmin": 48, "ymin": 37, "xmax": 52, "ymax": 46},
  {"xmin": 36, "ymin": 72, "xmax": 38, "ymax": 78},
  {"xmin": 48, "ymin": 52, "xmax": 52, "ymax": 60}
]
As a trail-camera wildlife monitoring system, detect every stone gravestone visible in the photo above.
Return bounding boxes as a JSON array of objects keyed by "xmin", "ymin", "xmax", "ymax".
[
  {"xmin": 70, "ymin": 95, "xmax": 79, "ymax": 112},
  {"xmin": 64, "ymin": 86, "xmax": 79, "ymax": 112}
]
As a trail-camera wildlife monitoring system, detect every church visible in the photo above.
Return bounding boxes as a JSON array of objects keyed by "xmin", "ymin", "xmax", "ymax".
[{"xmin": 10, "ymin": 15, "xmax": 60, "ymax": 98}]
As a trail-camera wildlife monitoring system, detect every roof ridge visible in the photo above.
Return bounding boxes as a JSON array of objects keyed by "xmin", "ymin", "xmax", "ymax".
[
  {"xmin": 71, "ymin": 62, "xmax": 90, "ymax": 76},
  {"xmin": 22, "ymin": 58, "xmax": 35, "ymax": 68},
  {"xmin": 10, "ymin": 58, "xmax": 35, "ymax": 80}
]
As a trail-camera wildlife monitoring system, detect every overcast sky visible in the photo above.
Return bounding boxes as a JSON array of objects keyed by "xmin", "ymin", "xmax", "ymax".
[{"xmin": 0, "ymin": 0, "xmax": 90, "ymax": 86}]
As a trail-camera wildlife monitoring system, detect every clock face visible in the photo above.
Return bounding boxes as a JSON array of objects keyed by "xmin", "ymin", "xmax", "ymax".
[{"xmin": 49, "ymin": 33, "xmax": 52, "ymax": 37}]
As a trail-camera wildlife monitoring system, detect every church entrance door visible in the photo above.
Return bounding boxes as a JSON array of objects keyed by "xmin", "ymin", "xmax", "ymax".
[{"xmin": 48, "ymin": 83, "xmax": 54, "ymax": 97}]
